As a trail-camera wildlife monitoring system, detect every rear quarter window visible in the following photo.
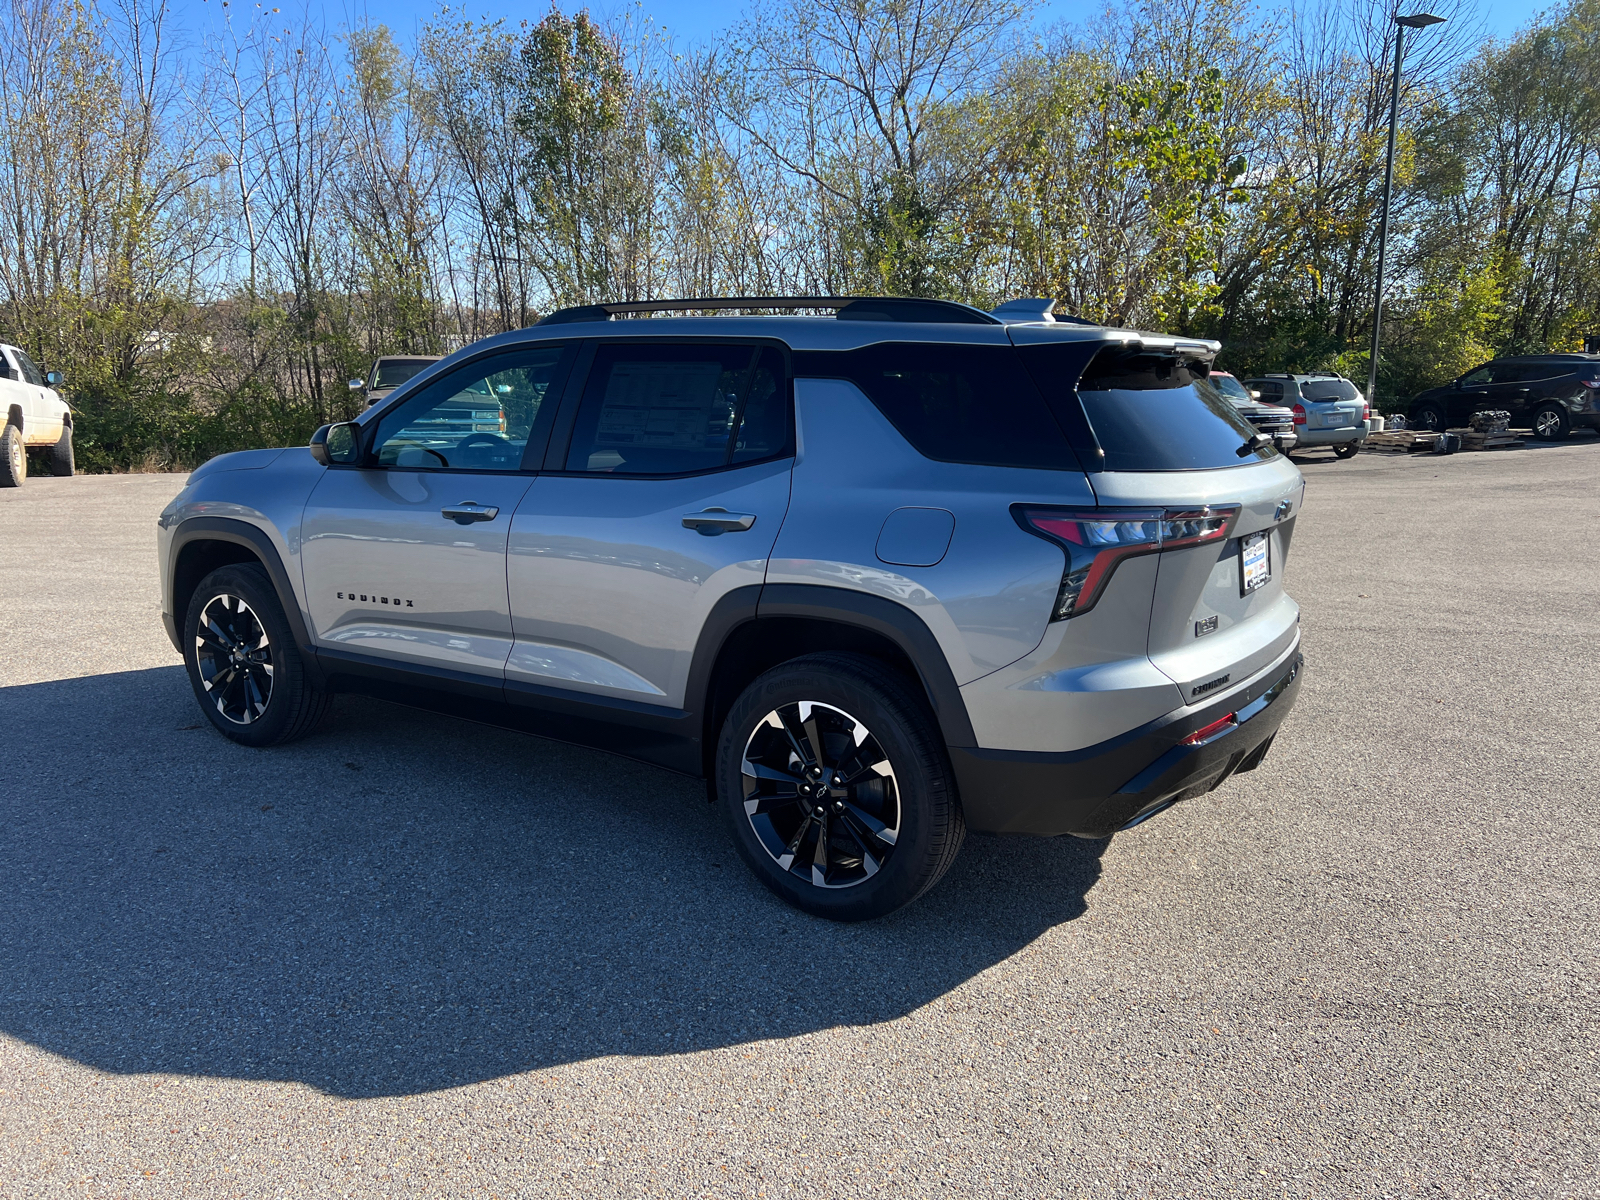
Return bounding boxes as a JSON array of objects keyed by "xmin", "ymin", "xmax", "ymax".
[{"xmin": 795, "ymin": 343, "xmax": 1083, "ymax": 472}]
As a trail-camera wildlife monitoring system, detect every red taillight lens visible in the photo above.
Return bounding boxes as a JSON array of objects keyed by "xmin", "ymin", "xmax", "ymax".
[
  {"xmin": 1291, "ymin": 403, "xmax": 1307, "ymax": 426},
  {"xmin": 1184, "ymin": 713, "xmax": 1237, "ymax": 745},
  {"xmin": 1015, "ymin": 505, "xmax": 1240, "ymax": 620},
  {"xmin": 1580, "ymin": 378, "xmax": 1600, "ymax": 389}
]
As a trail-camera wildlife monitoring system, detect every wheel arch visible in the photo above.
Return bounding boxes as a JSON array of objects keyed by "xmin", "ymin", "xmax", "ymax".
[
  {"xmin": 5, "ymin": 403, "xmax": 20, "ymax": 431},
  {"xmin": 692, "ymin": 583, "xmax": 976, "ymax": 779},
  {"xmin": 169, "ymin": 518, "xmax": 323, "ymax": 686}
]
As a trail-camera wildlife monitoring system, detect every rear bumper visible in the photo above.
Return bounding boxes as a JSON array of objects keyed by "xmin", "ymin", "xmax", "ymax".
[
  {"xmin": 950, "ymin": 646, "xmax": 1303, "ymax": 838},
  {"xmin": 1293, "ymin": 426, "xmax": 1363, "ymax": 447}
]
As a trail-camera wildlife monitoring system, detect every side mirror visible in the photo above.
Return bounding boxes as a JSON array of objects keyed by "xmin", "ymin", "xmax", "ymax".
[
  {"xmin": 1249, "ymin": 389, "xmax": 1261, "ymax": 400},
  {"xmin": 309, "ymin": 421, "xmax": 361, "ymax": 466},
  {"xmin": 348, "ymin": 378, "xmax": 366, "ymax": 390},
  {"xmin": 44, "ymin": 370, "xmax": 62, "ymax": 387}
]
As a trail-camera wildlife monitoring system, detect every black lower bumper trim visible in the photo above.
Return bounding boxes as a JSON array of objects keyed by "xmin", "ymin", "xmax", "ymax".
[{"xmin": 950, "ymin": 648, "xmax": 1303, "ymax": 838}]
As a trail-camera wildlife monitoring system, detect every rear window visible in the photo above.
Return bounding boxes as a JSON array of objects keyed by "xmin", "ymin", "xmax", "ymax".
[
  {"xmin": 796, "ymin": 343, "xmax": 1083, "ymax": 472},
  {"xmin": 1073, "ymin": 356, "xmax": 1273, "ymax": 471},
  {"xmin": 1300, "ymin": 379, "xmax": 1360, "ymax": 401},
  {"xmin": 373, "ymin": 359, "xmax": 436, "ymax": 389}
]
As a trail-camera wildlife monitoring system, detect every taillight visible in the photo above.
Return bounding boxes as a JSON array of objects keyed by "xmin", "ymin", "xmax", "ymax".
[
  {"xmin": 1580, "ymin": 378, "xmax": 1600, "ymax": 390},
  {"xmin": 1362, "ymin": 400, "xmax": 1371, "ymax": 420},
  {"xmin": 1015, "ymin": 505, "xmax": 1240, "ymax": 620},
  {"xmin": 1291, "ymin": 403, "xmax": 1307, "ymax": 426}
]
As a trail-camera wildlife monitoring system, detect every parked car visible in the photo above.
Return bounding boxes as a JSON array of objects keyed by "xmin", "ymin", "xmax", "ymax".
[
  {"xmin": 0, "ymin": 342, "xmax": 72, "ymax": 486},
  {"xmin": 1243, "ymin": 374, "xmax": 1368, "ymax": 459},
  {"xmin": 1407, "ymin": 355, "xmax": 1600, "ymax": 440},
  {"xmin": 350, "ymin": 355, "xmax": 442, "ymax": 408},
  {"xmin": 159, "ymin": 296, "xmax": 1305, "ymax": 921},
  {"xmin": 1208, "ymin": 371, "xmax": 1297, "ymax": 453}
]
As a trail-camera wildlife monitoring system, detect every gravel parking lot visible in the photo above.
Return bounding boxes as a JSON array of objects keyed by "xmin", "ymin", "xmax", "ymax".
[{"xmin": 1, "ymin": 443, "xmax": 1597, "ymax": 1199}]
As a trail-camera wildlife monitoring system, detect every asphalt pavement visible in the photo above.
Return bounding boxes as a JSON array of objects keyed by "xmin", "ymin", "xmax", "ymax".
[{"xmin": 0, "ymin": 442, "xmax": 1596, "ymax": 1198}]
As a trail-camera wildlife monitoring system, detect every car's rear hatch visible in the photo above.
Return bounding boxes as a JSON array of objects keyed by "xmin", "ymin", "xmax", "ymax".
[
  {"xmin": 1011, "ymin": 326, "xmax": 1303, "ymax": 709},
  {"xmin": 1298, "ymin": 378, "xmax": 1366, "ymax": 432}
]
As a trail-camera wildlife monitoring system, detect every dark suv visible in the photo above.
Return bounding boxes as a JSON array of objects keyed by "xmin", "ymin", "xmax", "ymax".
[{"xmin": 1407, "ymin": 356, "xmax": 1600, "ymax": 440}]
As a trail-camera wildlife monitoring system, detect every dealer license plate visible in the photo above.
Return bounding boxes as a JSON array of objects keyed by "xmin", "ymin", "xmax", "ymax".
[{"xmin": 1241, "ymin": 532, "xmax": 1271, "ymax": 594}]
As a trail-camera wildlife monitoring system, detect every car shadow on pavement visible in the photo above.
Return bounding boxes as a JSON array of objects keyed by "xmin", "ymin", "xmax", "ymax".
[{"xmin": 0, "ymin": 666, "xmax": 1106, "ymax": 1100}]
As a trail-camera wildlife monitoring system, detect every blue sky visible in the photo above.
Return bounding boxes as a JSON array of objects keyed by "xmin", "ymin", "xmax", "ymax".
[{"xmin": 178, "ymin": 0, "xmax": 1552, "ymax": 53}]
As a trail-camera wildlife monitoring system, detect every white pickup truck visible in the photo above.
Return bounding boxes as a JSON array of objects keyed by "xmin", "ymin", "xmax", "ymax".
[{"xmin": 0, "ymin": 342, "xmax": 72, "ymax": 485}]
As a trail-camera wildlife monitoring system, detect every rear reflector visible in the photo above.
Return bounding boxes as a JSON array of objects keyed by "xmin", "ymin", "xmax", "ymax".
[
  {"xmin": 1184, "ymin": 714, "xmax": 1238, "ymax": 745},
  {"xmin": 1015, "ymin": 504, "xmax": 1240, "ymax": 619}
]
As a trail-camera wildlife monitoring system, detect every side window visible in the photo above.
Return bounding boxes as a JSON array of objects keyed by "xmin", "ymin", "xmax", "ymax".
[
  {"xmin": 0, "ymin": 348, "xmax": 17, "ymax": 381},
  {"xmin": 1460, "ymin": 365, "xmax": 1493, "ymax": 386},
  {"xmin": 1253, "ymin": 381, "xmax": 1281, "ymax": 399},
  {"xmin": 372, "ymin": 345, "xmax": 573, "ymax": 472},
  {"xmin": 13, "ymin": 348, "xmax": 44, "ymax": 386},
  {"xmin": 817, "ymin": 342, "xmax": 1082, "ymax": 471},
  {"xmin": 564, "ymin": 343, "xmax": 789, "ymax": 475}
]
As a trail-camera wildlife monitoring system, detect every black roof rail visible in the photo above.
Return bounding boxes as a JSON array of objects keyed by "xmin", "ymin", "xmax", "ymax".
[{"xmin": 535, "ymin": 296, "xmax": 1001, "ymax": 326}]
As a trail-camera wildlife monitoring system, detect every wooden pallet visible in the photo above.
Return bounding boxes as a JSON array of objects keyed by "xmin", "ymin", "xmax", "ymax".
[
  {"xmin": 1365, "ymin": 429, "xmax": 1440, "ymax": 451},
  {"xmin": 1446, "ymin": 428, "xmax": 1524, "ymax": 450}
]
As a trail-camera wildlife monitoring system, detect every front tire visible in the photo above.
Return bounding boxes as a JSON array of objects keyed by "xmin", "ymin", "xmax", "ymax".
[
  {"xmin": 0, "ymin": 424, "xmax": 24, "ymax": 487},
  {"xmin": 1531, "ymin": 403, "xmax": 1570, "ymax": 441},
  {"xmin": 716, "ymin": 653, "xmax": 965, "ymax": 921},
  {"xmin": 183, "ymin": 563, "xmax": 330, "ymax": 747},
  {"xmin": 48, "ymin": 424, "xmax": 73, "ymax": 476}
]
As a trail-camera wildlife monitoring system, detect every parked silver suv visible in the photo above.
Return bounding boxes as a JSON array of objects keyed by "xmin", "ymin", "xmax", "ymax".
[{"xmin": 157, "ymin": 296, "xmax": 1305, "ymax": 920}]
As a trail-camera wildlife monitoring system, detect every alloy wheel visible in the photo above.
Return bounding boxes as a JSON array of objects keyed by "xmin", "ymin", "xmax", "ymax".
[
  {"xmin": 194, "ymin": 593, "xmax": 274, "ymax": 724},
  {"xmin": 1535, "ymin": 409, "xmax": 1562, "ymax": 437},
  {"xmin": 741, "ymin": 701, "xmax": 901, "ymax": 889}
]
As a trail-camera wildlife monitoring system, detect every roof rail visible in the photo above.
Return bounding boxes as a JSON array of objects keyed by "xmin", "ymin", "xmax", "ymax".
[{"xmin": 535, "ymin": 296, "xmax": 1000, "ymax": 326}]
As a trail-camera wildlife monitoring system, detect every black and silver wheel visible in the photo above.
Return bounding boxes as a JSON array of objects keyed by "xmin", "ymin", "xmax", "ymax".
[
  {"xmin": 716, "ymin": 653, "xmax": 964, "ymax": 921},
  {"xmin": 183, "ymin": 564, "xmax": 330, "ymax": 747},
  {"xmin": 48, "ymin": 423, "xmax": 73, "ymax": 476},
  {"xmin": 1531, "ymin": 403, "xmax": 1570, "ymax": 441},
  {"xmin": 1332, "ymin": 441, "xmax": 1361, "ymax": 459},
  {"xmin": 1410, "ymin": 403, "xmax": 1446, "ymax": 432},
  {"xmin": 0, "ymin": 423, "xmax": 24, "ymax": 487}
]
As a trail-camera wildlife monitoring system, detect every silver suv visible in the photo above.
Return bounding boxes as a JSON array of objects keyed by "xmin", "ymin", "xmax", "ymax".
[
  {"xmin": 157, "ymin": 297, "xmax": 1305, "ymax": 920},
  {"xmin": 1243, "ymin": 374, "xmax": 1369, "ymax": 459}
]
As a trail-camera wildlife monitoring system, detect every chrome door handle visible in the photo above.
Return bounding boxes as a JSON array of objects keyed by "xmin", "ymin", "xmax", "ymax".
[
  {"xmin": 682, "ymin": 507, "xmax": 756, "ymax": 534},
  {"xmin": 442, "ymin": 502, "xmax": 500, "ymax": 524}
]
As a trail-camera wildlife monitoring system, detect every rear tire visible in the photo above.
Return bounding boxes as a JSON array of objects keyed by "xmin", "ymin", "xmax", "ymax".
[
  {"xmin": 48, "ymin": 424, "xmax": 73, "ymax": 476},
  {"xmin": 716, "ymin": 652, "xmax": 965, "ymax": 921},
  {"xmin": 1410, "ymin": 403, "xmax": 1446, "ymax": 432},
  {"xmin": 183, "ymin": 563, "xmax": 331, "ymax": 747},
  {"xmin": 0, "ymin": 424, "xmax": 24, "ymax": 487},
  {"xmin": 1531, "ymin": 403, "xmax": 1570, "ymax": 441},
  {"xmin": 1333, "ymin": 442, "xmax": 1360, "ymax": 459}
]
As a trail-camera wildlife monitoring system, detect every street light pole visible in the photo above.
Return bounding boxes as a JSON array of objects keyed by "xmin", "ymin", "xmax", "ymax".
[{"xmin": 1367, "ymin": 11, "xmax": 1446, "ymax": 410}]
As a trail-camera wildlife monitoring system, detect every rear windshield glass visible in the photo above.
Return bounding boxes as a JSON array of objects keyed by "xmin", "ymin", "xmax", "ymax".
[
  {"xmin": 1077, "ymin": 369, "xmax": 1274, "ymax": 471},
  {"xmin": 1300, "ymin": 379, "xmax": 1360, "ymax": 401},
  {"xmin": 798, "ymin": 343, "xmax": 1082, "ymax": 472},
  {"xmin": 373, "ymin": 359, "xmax": 436, "ymax": 389}
]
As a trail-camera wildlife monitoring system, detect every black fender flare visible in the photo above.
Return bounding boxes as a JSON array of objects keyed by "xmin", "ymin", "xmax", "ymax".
[
  {"xmin": 750, "ymin": 583, "xmax": 976, "ymax": 748},
  {"xmin": 168, "ymin": 516, "xmax": 324, "ymax": 688}
]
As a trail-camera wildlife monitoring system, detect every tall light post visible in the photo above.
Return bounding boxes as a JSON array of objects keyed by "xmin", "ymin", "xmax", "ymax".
[{"xmin": 1367, "ymin": 10, "xmax": 1447, "ymax": 410}]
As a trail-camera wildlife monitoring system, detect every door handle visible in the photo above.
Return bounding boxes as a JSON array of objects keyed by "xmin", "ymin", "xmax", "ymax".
[
  {"xmin": 442, "ymin": 502, "xmax": 500, "ymax": 524},
  {"xmin": 682, "ymin": 507, "xmax": 757, "ymax": 534}
]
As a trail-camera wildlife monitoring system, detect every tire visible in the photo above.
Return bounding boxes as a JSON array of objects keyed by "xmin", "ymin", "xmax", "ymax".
[
  {"xmin": 0, "ymin": 423, "xmax": 24, "ymax": 487},
  {"xmin": 48, "ymin": 423, "xmax": 73, "ymax": 476},
  {"xmin": 1531, "ymin": 403, "xmax": 1570, "ymax": 441},
  {"xmin": 1332, "ymin": 442, "xmax": 1361, "ymax": 459},
  {"xmin": 183, "ymin": 563, "xmax": 331, "ymax": 747},
  {"xmin": 1410, "ymin": 403, "xmax": 1446, "ymax": 432},
  {"xmin": 715, "ymin": 652, "xmax": 965, "ymax": 921}
]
